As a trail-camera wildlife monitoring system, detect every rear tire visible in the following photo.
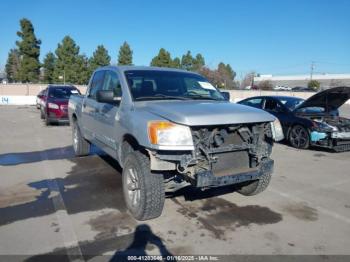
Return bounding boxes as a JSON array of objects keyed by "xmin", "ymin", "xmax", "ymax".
[
  {"xmin": 238, "ymin": 170, "xmax": 272, "ymax": 196},
  {"xmin": 72, "ymin": 120, "xmax": 90, "ymax": 156},
  {"xmin": 45, "ymin": 113, "xmax": 51, "ymax": 126},
  {"xmin": 122, "ymin": 150, "xmax": 165, "ymax": 220}
]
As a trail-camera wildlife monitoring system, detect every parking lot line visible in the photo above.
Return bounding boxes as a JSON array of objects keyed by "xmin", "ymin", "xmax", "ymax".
[{"xmin": 35, "ymin": 134, "xmax": 84, "ymax": 260}]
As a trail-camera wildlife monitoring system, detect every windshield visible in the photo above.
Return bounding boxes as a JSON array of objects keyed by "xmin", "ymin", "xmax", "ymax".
[
  {"xmin": 276, "ymin": 97, "xmax": 304, "ymax": 110},
  {"xmin": 48, "ymin": 87, "xmax": 80, "ymax": 99},
  {"xmin": 124, "ymin": 70, "xmax": 225, "ymax": 101}
]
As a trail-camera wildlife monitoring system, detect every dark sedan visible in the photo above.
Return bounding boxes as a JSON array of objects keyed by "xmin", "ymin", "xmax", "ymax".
[
  {"xmin": 238, "ymin": 87, "xmax": 350, "ymax": 152},
  {"xmin": 40, "ymin": 85, "xmax": 80, "ymax": 125}
]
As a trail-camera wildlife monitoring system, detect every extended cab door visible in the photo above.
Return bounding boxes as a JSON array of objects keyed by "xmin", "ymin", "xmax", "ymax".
[
  {"xmin": 81, "ymin": 70, "xmax": 105, "ymax": 141},
  {"xmin": 94, "ymin": 70, "xmax": 123, "ymax": 152}
]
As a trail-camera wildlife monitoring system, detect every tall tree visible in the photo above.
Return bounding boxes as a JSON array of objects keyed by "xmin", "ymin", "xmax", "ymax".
[
  {"xmin": 171, "ymin": 57, "xmax": 181, "ymax": 68},
  {"xmin": 16, "ymin": 18, "xmax": 41, "ymax": 83},
  {"xmin": 75, "ymin": 54, "xmax": 90, "ymax": 85},
  {"xmin": 118, "ymin": 41, "xmax": 133, "ymax": 65},
  {"xmin": 5, "ymin": 49, "xmax": 21, "ymax": 82},
  {"xmin": 193, "ymin": 53, "xmax": 205, "ymax": 71},
  {"xmin": 53, "ymin": 36, "xmax": 82, "ymax": 84},
  {"xmin": 150, "ymin": 48, "xmax": 173, "ymax": 67},
  {"xmin": 89, "ymin": 45, "xmax": 111, "ymax": 73},
  {"xmin": 181, "ymin": 51, "xmax": 194, "ymax": 71},
  {"xmin": 217, "ymin": 62, "xmax": 236, "ymax": 89},
  {"xmin": 42, "ymin": 52, "xmax": 56, "ymax": 83}
]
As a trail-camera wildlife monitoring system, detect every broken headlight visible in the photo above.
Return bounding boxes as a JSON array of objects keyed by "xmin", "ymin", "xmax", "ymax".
[
  {"xmin": 271, "ymin": 118, "xmax": 284, "ymax": 141},
  {"xmin": 148, "ymin": 121, "xmax": 193, "ymax": 147}
]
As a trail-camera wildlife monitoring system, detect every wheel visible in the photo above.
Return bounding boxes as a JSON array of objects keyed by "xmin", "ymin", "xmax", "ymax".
[
  {"xmin": 238, "ymin": 170, "xmax": 272, "ymax": 196},
  {"xmin": 122, "ymin": 150, "xmax": 165, "ymax": 220},
  {"xmin": 72, "ymin": 120, "xmax": 90, "ymax": 156},
  {"xmin": 288, "ymin": 125, "xmax": 310, "ymax": 149},
  {"xmin": 45, "ymin": 113, "xmax": 51, "ymax": 126}
]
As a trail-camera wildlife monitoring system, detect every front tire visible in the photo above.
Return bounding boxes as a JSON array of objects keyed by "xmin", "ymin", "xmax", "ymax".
[
  {"xmin": 72, "ymin": 120, "xmax": 90, "ymax": 156},
  {"xmin": 289, "ymin": 125, "xmax": 310, "ymax": 149},
  {"xmin": 238, "ymin": 170, "xmax": 272, "ymax": 196},
  {"xmin": 122, "ymin": 150, "xmax": 165, "ymax": 220}
]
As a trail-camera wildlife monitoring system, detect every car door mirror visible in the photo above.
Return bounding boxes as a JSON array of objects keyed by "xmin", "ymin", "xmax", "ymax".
[
  {"xmin": 221, "ymin": 91, "xmax": 230, "ymax": 101},
  {"xmin": 96, "ymin": 90, "xmax": 121, "ymax": 104}
]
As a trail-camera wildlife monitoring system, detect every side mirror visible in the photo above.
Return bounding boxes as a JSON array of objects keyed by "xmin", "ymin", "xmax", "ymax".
[
  {"xmin": 221, "ymin": 91, "xmax": 230, "ymax": 101},
  {"xmin": 96, "ymin": 90, "xmax": 121, "ymax": 104}
]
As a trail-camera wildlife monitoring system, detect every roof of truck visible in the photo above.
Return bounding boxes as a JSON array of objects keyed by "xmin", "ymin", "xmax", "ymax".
[{"xmin": 97, "ymin": 65, "xmax": 199, "ymax": 74}]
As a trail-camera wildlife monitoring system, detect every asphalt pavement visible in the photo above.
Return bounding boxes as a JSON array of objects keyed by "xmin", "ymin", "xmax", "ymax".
[{"xmin": 0, "ymin": 105, "xmax": 349, "ymax": 261}]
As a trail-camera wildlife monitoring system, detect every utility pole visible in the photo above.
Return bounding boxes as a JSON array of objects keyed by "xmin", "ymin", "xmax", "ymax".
[{"xmin": 310, "ymin": 61, "xmax": 315, "ymax": 80}]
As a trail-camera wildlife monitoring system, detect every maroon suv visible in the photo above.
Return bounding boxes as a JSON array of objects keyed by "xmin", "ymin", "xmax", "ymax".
[{"xmin": 41, "ymin": 85, "xmax": 80, "ymax": 125}]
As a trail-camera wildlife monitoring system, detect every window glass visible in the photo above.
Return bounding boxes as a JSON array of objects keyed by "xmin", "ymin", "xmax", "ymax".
[
  {"xmin": 242, "ymin": 98, "xmax": 263, "ymax": 108},
  {"xmin": 124, "ymin": 70, "xmax": 224, "ymax": 101},
  {"xmin": 88, "ymin": 71, "xmax": 105, "ymax": 99},
  {"xmin": 265, "ymin": 98, "xmax": 284, "ymax": 112},
  {"xmin": 102, "ymin": 70, "xmax": 122, "ymax": 97}
]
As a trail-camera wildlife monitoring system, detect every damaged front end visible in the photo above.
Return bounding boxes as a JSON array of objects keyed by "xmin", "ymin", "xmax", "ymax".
[
  {"xmin": 310, "ymin": 116, "xmax": 350, "ymax": 152},
  {"xmin": 149, "ymin": 122, "xmax": 275, "ymax": 190}
]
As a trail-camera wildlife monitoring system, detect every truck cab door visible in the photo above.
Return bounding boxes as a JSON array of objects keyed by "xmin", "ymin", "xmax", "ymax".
[
  {"xmin": 94, "ymin": 70, "xmax": 123, "ymax": 154},
  {"xmin": 81, "ymin": 70, "xmax": 105, "ymax": 141}
]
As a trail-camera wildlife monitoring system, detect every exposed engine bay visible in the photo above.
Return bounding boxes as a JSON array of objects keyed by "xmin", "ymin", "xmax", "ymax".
[
  {"xmin": 151, "ymin": 122, "xmax": 274, "ymax": 190},
  {"xmin": 310, "ymin": 116, "xmax": 350, "ymax": 132}
]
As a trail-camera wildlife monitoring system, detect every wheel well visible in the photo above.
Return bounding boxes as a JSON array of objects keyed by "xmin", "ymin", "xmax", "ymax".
[{"xmin": 123, "ymin": 134, "xmax": 140, "ymax": 150}]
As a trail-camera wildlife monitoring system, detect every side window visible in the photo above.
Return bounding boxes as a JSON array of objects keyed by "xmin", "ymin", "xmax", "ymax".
[
  {"xmin": 102, "ymin": 70, "xmax": 122, "ymax": 97},
  {"xmin": 88, "ymin": 71, "xmax": 105, "ymax": 100},
  {"xmin": 243, "ymin": 98, "xmax": 263, "ymax": 109},
  {"xmin": 264, "ymin": 98, "xmax": 283, "ymax": 112}
]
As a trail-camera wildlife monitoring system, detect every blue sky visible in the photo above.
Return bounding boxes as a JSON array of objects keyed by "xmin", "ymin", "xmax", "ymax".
[{"xmin": 1, "ymin": 0, "xmax": 349, "ymax": 77}]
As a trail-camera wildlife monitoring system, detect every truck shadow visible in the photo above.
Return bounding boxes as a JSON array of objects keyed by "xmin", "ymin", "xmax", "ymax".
[
  {"xmin": 0, "ymin": 146, "xmax": 74, "ymax": 166},
  {"xmin": 0, "ymin": 148, "xmax": 127, "ymax": 226}
]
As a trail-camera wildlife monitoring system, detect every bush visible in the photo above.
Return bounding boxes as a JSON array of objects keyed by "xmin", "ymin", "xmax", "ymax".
[
  {"xmin": 307, "ymin": 80, "xmax": 320, "ymax": 90},
  {"xmin": 258, "ymin": 80, "xmax": 273, "ymax": 90}
]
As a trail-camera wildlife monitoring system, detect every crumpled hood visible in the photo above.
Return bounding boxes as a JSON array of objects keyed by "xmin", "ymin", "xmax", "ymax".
[
  {"xmin": 296, "ymin": 86, "xmax": 350, "ymax": 111},
  {"xmin": 136, "ymin": 100, "xmax": 275, "ymax": 126}
]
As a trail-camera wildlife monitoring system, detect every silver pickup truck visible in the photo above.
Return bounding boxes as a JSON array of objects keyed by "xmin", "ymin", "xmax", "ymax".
[{"xmin": 69, "ymin": 66, "xmax": 284, "ymax": 220}]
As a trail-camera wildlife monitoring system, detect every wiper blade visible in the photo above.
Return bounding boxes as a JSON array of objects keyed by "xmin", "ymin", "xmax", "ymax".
[
  {"xmin": 187, "ymin": 95, "xmax": 222, "ymax": 101},
  {"xmin": 135, "ymin": 94, "xmax": 190, "ymax": 101}
]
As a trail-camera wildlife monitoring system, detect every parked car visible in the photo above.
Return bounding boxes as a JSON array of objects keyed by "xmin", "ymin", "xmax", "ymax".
[
  {"xmin": 274, "ymin": 85, "xmax": 292, "ymax": 91},
  {"xmin": 292, "ymin": 86, "xmax": 315, "ymax": 92},
  {"xmin": 36, "ymin": 88, "xmax": 47, "ymax": 109},
  {"xmin": 237, "ymin": 86, "xmax": 350, "ymax": 151},
  {"xmin": 41, "ymin": 85, "xmax": 80, "ymax": 125},
  {"xmin": 69, "ymin": 66, "xmax": 284, "ymax": 220}
]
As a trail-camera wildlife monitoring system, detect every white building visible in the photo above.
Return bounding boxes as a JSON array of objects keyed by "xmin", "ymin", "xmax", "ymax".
[{"xmin": 254, "ymin": 73, "xmax": 350, "ymax": 88}]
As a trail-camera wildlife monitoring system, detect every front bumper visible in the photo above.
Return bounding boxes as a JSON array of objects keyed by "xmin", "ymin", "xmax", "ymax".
[
  {"xmin": 195, "ymin": 159, "xmax": 274, "ymax": 188},
  {"xmin": 310, "ymin": 131, "xmax": 350, "ymax": 152}
]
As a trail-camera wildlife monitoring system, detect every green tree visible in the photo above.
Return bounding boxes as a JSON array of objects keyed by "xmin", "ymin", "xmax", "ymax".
[
  {"xmin": 217, "ymin": 62, "xmax": 236, "ymax": 89},
  {"xmin": 150, "ymin": 48, "xmax": 173, "ymax": 67},
  {"xmin": 192, "ymin": 53, "xmax": 205, "ymax": 71},
  {"xmin": 171, "ymin": 57, "xmax": 181, "ymax": 68},
  {"xmin": 75, "ymin": 54, "xmax": 90, "ymax": 85},
  {"xmin": 89, "ymin": 45, "xmax": 111, "ymax": 73},
  {"xmin": 118, "ymin": 41, "xmax": 133, "ymax": 65},
  {"xmin": 54, "ymin": 36, "xmax": 84, "ymax": 84},
  {"xmin": 5, "ymin": 49, "xmax": 21, "ymax": 82},
  {"xmin": 308, "ymin": 79, "xmax": 320, "ymax": 90},
  {"xmin": 42, "ymin": 52, "xmax": 56, "ymax": 83},
  {"xmin": 16, "ymin": 18, "xmax": 41, "ymax": 83},
  {"xmin": 181, "ymin": 51, "xmax": 194, "ymax": 71}
]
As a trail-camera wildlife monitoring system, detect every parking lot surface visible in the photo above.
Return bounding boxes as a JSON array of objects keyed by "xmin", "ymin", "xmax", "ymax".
[{"xmin": 0, "ymin": 105, "xmax": 350, "ymax": 260}]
